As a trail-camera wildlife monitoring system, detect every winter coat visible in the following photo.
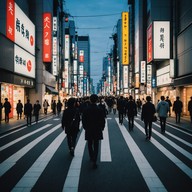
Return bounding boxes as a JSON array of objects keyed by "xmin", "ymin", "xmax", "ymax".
[
  {"xmin": 141, "ymin": 101, "xmax": 156, "ymax": 122},
  {"xmin": 173, "ymin": 100, "xmax": 183, "ymax": 113},
  {"xmin": 157, "ymin": 101, "xmax": 169, "ymax": 117},
  {"xmin": 16, "ymin": 102, "xmax": 23, "ymax": 113},
  {"xmin": 126, "ymin": 100, "xmax": 137, "ymax": 117},
  {"xmin": 188, "ymin": 100, "xmax": 192, "ymax": 115},
  {"xmin": 62, "ymin": 108, "xmax": 80, "ymax": 135},
  {"xmin": 82, "ymin": 103, "xmax": 105, "ymax": 140},
  {"xmin": 24, "ymin": 102, "xmax": 33, "ymax": 115},
  {"xmin": 3, "ymin": 101, "xmax": 11, "ymax": 114},
  {"xmin": 33, "ymin": 104, "xmax": 41, "ymax": 115}
]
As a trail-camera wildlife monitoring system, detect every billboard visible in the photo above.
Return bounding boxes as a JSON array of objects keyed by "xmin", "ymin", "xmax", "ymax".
[
  {"xmin": 6, "ymin": 0, "xmax": 35, "ymax": 55},
  {"xmin": 79, "ymin": 50, "xmax": 84, "ymax": 63},
  {"xmin": 122, "ymin": 12, "xmax": 129, "ymax": 65},
  {"xmin": 147, "ymin": 23, "xmax": 153, "ymax": 63},
  {"xmin": 140, "ymin": 61, "xmax": 146, "ymax": 83},
  {"xmin": 43, "ymin": 13, "xmax": 52, "ymax": 62},
  {"xmin": 153, "ymin": 21, "xmax": 170, "ymax": 59}
]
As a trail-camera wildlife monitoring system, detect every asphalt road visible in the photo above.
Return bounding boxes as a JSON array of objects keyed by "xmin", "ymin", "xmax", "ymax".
[{"xmin": 0, "ymin": 113, "xmax": 192, "ymax": 192}]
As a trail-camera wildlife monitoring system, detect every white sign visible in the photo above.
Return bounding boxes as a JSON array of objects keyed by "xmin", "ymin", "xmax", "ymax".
[
  {"xmin": 53, "ymin": 37, "xmax": 57, "ymax": 55},
  {"xmin": 64, "ymin": 60, "xmax": 69, "ymax": 88},
  {"xmin": 153, "ymin": 21, "xmax": 170, "ymax": 59},
  {"xmin": 140, "ymin": 61, "xmax": 146, "ymax": 83},
  {"xmin": 53, "ymin": 17, "xmax": 57, "ymax": 31},
  {"xmin": 65, "ymin": 35, "xmax": 70, "ymax": 59},
  {"xmin": 52, "ymin": 55, "xmax": 58, "ymax": 76},
  {"xmin": 147, "ymin": 65, "xmax": 152, "ymax": 95},
  {"xmin": 123, "ymin": 66, "xmax": 128, "ymax": 88},
  {"xmin": 14, "ymin": 44, "xmax": 35, "ymax": 78},
  {"xmin": 157, "ymin": 65, "xmax": 172, "ymax": 86},
  {"xmin": 15, "ymin": 3, "xmax": 35, "ymax": 55}
]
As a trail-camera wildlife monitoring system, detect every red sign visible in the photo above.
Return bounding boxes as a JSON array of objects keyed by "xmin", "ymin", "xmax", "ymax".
[
  {"xmin": 147, "ymin": 23, "xmax": 153, "ymax": 63},
  {"xmin": 43, "ymin": 13, "xmax": 52, "ymax": 62},
  {"xmin": 6, "ymin": 0, "xmax": 15, "ymax": 42}
]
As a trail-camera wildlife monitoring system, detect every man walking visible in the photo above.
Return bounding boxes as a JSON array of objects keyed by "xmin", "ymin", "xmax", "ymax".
[
  {"xmin": 188, "ymin": 96, "xmax": 192, "ymax": 123},
  {"xmin": 24, "ymin": 99, "xmax": 33, "ymax": 126},
  {"xmin": 173, "ymin": 96, "xmax": 183, "ymax": 123},
  {"xmin": 157, "ymin": 96, "xmax": 169, "ymax": 134},
  {"xmin": 82, "ymin": 94, "xmax": 105, "ymax": 169},
  {"xmin": 3, "ymin": 98, "xmax": 11, "ymax": 123}
]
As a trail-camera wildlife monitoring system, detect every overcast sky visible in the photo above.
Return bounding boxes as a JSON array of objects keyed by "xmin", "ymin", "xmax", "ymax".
[{"xmin": 65, "ymin": 0, "xmax": 128, "ymax": 87}]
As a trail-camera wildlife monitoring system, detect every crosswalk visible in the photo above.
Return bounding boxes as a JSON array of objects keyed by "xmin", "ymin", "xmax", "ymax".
[{"xmin": 0, "ymin": 115, "xmax": 192, "ymax": 191}]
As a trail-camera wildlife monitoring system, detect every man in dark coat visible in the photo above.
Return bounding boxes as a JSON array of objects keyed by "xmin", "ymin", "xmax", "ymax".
[
  {"xmin": 125, "ymin": 95, "xmax": 137, "ymax": 131},
  {"xmin": 33, "ymin": 100, "xmax": 41, "ymax": 123},
  {"xmin": 82, "ymin": 94, "xmax": 105, "ymax": 169},
  {"xmin": 16, "ymin": 100, "xmax": 23, "ymax": 120},
  {"xmin": 173, "ymin": 96, "xmax": 183, "ymax": 123},
  {"xmin": 24, "ymin": 99, "xmax": 33, "ymax": 126},
  {"xmin": 117, "ymin": 96, "xmax": 126, "ymax": 124},
  {"xmin": 3, "ymin": 98, "xmax": 11, "ymax": 123},
  {"xmin": 188, "ymin": 96, "xmax": 192, "ymax": 123},
  {"xmin": 62, "ymin": 98, "xmax": 80, "ymax": 156},
  {"xmin": 141, "ymin": 96, "xmax": 156, "ymax": 140}
]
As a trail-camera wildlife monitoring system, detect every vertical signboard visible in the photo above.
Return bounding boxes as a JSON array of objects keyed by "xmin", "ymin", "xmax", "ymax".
[
  {"xmin": 123, "ymin": 66, "xmax": 128, "ymax": 89},
  {"xmin": 153, "ymin": 21, "xmax": 170, "ymax": 59},
  {"xmin": 147, "ymin": 23, "xmax": 152, "ymax": 63},
  {"xmin": 79, "ymin": 50, "xmax": 84, "ymax": 63},
  {"xmin": 6, "ymin": 0, "xmax": 15, "ymax": 42},
  {"xmin": 147, "ymin": 65, "xmax": 152, "ymax": 95},
  {"xmin": 43, "ymin": 13, "xmax": 52, "ymax": 62},
  {"xmin": 65, "ymin": 35, "xmax": 70, "ymax": 59},
  {"xmin": 140, "ymin": 61, "xmax": 146, "ymax": 83},
  {"xmin": 122, "ymin": 12, "xmax": 129, "ymax": 65}
]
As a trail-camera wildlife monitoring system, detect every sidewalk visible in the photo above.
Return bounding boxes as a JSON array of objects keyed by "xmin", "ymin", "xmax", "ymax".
[{"xmin": 0, "ymin": 113, "xmax": 53, "ymax": 135}]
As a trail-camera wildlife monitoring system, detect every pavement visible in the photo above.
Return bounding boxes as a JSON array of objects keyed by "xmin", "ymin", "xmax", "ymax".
[{"xmin": 0, "ymin": 112, "xmax": 192, "ymax": 136}]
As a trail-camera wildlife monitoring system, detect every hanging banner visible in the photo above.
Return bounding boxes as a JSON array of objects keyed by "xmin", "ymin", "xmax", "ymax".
[
  {"xmin": 43, "ymin": 13, "xmax": 52, "ymax": 62},
  {"xmin": 147, "ymin": 23, "xmax": 153, "ymax": 63}
]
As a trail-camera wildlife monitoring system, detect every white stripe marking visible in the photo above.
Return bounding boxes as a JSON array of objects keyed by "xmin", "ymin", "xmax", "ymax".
[
  {"xmin": 62, "ymin": 129, "xmax": 86, "ymax": 192},
  {"xmin": 101, "ymin": 119, "xmax": 112, "ymax": 162},
  {"xmin": 134, "ymin": 121, "xmax": 192, "ymax": 179},
  {"xmin": 115, "ymin": 118, "xmax": 167, "ymax": 192},
  {"xmin": 0, "ymin": 124, "xmax": 52, "ymax": 151},
  {"xmin": 12, "ymin": 132, "xmax": 66, "ymax": 191},
  {"xmin": 0, "ymin": 124, "xmax": 61, "ymax": 176}
]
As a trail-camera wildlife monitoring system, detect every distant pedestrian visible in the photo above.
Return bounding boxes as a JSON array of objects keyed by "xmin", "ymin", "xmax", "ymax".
[
  {"xmin": 3, "ymin": 98, "xmax": 11, "ymax": 123},
  {"xmin": 136, "ymin": 98, "xmax": 142, "ymax": 112},
  {"xmin": 82, "ymin": 94, "xmax": 105, "ymax": 169},
  {"xmin": 125, "ymin": 95, "xmax": 137, "ymax": 131},
  {"xmin": 43, "ymin": 99, "xmax": 49, "ymax": 115},
  {"xmin": 62, "ymin": 98, "xmax": 80, "ymax": 156},
  {"xmin": 24, "ymin": 99, "xmax": 33, "ymax": 126},
  {"xmin": 188, "ymin": 96, "xmax": 192, "ymax": 123},
  {"xmin": 51, "ymin": 100, "xmax": 56, "ymax": 115},
  {"xmin": 165, "ymin": 96, "xmax": 172, "ymax": 116},
  {"xmin": 157, "ymin": 96, "xmax": 169, "ymax": 134},
  {"xmin": 33, "ymin": 100, "xmax": 41, "ymax": 123},
  {"xmin": 173, "ymin": 96, "xmax": 183, "ymax": 123},
  {"xmin": 141, "ymin": 96, "xmax": 156, "ymax": 140},
  {"xmin": 16, "ymin": 100, "xmax": 23, "ymax": 120},
  {"xmin": 112, "ymin": 98, "xmax": 117, "ymax": 115},
  {"xmin": 117, "ymin": 96, "xmax": 126, "ymax": 124},
  {"xmin": 0, "ymin": 102, "xmax": 3, "ymax": 124},
  {"xmin": 98, "ymin": 98, "xmax": 107, "ymax": 118},
  {"xmin": 57, "ymin": 100, "xmax": 63, "ymax": 117}
]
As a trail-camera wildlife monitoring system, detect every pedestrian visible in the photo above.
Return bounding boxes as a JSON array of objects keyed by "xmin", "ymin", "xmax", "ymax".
[
  {"xmin": 112, "ymin": 98, "xmax": 117, "ymax": 115},
  {"xmin": 82, "ymin": 94, "xmax": 105, "ymax": 169},
  {"xmin": 117, "ymin": 96, "xmax": 126, "ymax": 124},
  {"xmin": 51, "ymin": 100, "xmax": 56, "ymax": 115},
  {"xmin": 157, "ymin": 96, "xmax": 169, "ymax": 134},
  {"xmin": 62, "ymin": 98, "xmax": 80, "ymax": 156},
  {"xmin": 33, "ymin": 100, "xmax": 41, "ymax": 123},
  {"xmin": 173, "ymin": 96, "xmax": 183, "ymax": 123},
  {"xmin": 3, "ymin": 98, "xmax": 11, "ymax": 123},
  {"xmin": 57, "ymin": 100, "xmax": 63, "ymax": 117},
  {"xmin": 98, "ymin": 98, "xmax": 107, "ymax": 118},
  {"xmin": 125, "ymin": 95, "xmax": 137, "ymax": 131},
  {"xmin": 16, "ymin": 100, "xmax": 23, "ymax": 120},
  {"xmin": 24, "ymin": 99, "xmax": 33, "ymax": 126},
  {"xmin": 141, "ymin": 96, "xmax": 156, "ymax": 140},
  {"xmin": 0, "ymin": 102, "xmax": 3, "ymax": 124},
  {"xmin": 188, "ymin": 96, "xmax": 192, "ymax": 123},
  {"xmin": 43, "ymin": 99, "xmax": 49, "ymax": 115},
  {"xmin": 165, "ymin": 96, "xmax": 172, "ymax": 116},
  {"xmin": 136, "ymin": 98, "xmax": 142, "ymax": 112}
]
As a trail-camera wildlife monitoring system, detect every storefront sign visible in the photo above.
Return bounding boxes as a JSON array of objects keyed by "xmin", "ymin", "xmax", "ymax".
[
  {"xmin": 79, "ymin": 50, "xmax": 84, "ymax": 63},
  {"xmin": 14, "ymin": 44, "xmax": 35, "ymax": 78},
  {"xmin": 157, "ymin": 65, "xmax": 172, "ymax": 86},
  {"xmin": 140, "ymin": 61, "xmax": 146, "ymax": 83},
  {"xmin": 122, "ymin": 12, "xmax": 129, "ymax": 65},
  {"xmin": 147, "ymin": 65, "xmax": 152, "ymax": 95},
  {"xmin": 147, "ymin": 23, "xmax": 153, "ymax": 63},
  {"xmin": 52, "ymin": 55, "xmax": 57, "ymax": 76},
  {"xmin": 43, "ymin": 13, "xmax": 52, "ymax": 62},
  {"xmin": 6, "ymin": 0, "xmax": 35, "ymax": 55},
  {"xmin": 153, "ymin": 21, "xmax": 170, "ymax": 59},
  {"xmin": 123, "ymin": 66, "xmax": 128, "ymax": 88}
]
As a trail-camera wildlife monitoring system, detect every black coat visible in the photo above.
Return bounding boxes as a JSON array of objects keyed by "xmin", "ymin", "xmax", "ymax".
[
  {"xmin": 3, "ymin": 101, "xmax": 11, "ymax": 114},
  {"xmin": 126, "ymin": 100, "xmax": 137, "ymax": 117},
  {"xmin": 141, "ymin": 101, "xmax": 156, "ymax": 122},
  {"xmin": 62, "ymin": 108, "xmax": 80, "ymax": 135},
  {"xmin": 82, "ymin": 104, "xmax": 105, "ymax": 140},
  {"xmin": 33, "ymin": 104, "xmax": 41, "ymax": 115},
  {"xmin": 24, "ymin": 103, "xmax": 33, "ymax": 115},
  {"xmin": 173, "ymin": 100, "xmax": 183, "ymax": 113}
]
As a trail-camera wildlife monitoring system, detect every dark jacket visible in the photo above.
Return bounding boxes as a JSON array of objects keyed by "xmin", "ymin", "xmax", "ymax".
[
  {"xmin": 117, "ymin": 98, "xmax": 126, "ymax": 113},
  {"xmin": 173, "ymin": 100, "xmax": 183, "ymax": 113},
  {"xmin": 188, "ymin": 100, "xmax": 192, "ymax": 115},
  {"xmin": 33, "ymin": 104, "xmax": 41, "ymax": 115},
  {"xmin": 82, "ymin": 103, "xmax": 105, "ymax": 140},
  {"xmin": 16, "ymin": 102, "xmax": 23, "ymax": 113},
  {"xmin": 62, "ymin": 108, "xmax": 80, "ymax": 135},
  {"xmin": 141, "ymin": 101, "xmax": 156, "ymax": 122},
  {"xmin": 3, "ymin": 101, "xmax": 11, "ymax": 114},
  {"xmin": 126, "ymin": 100, "xmax": 137, "ymax": 117},
  {"xmin": 24, "ymin": 102, "xmax": 33, "ymax": 115}
]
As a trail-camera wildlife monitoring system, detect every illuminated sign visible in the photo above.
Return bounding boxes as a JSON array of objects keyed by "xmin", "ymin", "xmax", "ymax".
[
  {"xmin": 123, "ymin": 66, "xmax": 128, "ymax": 88},
  {"xmin": 147, "ymin": 23, "xmax": 153, "ymax": 63},
  {"xmin": 79, "ymin": 50, "xmax": 84, "ymax": 63},
  {"xmin": 147, "ymin": 65, "xmax": 152, "ymax": 95},
  {"xmin": 153, "ymin": 21, "xmax": 170, "ymax": 59},
  {"xmin": 14, "ymin": 44, "xmax": 35, "ymax": 78},
  {"xmin": 6, "ymin": 0, "xmax": 35, "ymax": 55},
  {"xmin": 122, "ymin": 12, "xmax": 129, "ymax": 65},
  {"xmin": 43, "ymin": 13, "xmax": 52, "ymax": 62},
  {"xmin": 140, "ymin": 61, "xmax": 146, "ymax": 83},
  {"xmin": 65, "ymin": 35, "xmax": 70, "ymax": 59}
]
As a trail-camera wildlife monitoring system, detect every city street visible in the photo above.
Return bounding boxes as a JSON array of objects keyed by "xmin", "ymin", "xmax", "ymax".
[{"xmin": 0, "ymin": 112, "xmax": 192, "ymax": 192}]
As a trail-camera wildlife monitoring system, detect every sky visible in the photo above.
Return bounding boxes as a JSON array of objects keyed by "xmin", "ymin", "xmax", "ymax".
[{"xmin": 65, "ymin": 0, "xmax": 128, "ymax": 87}]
